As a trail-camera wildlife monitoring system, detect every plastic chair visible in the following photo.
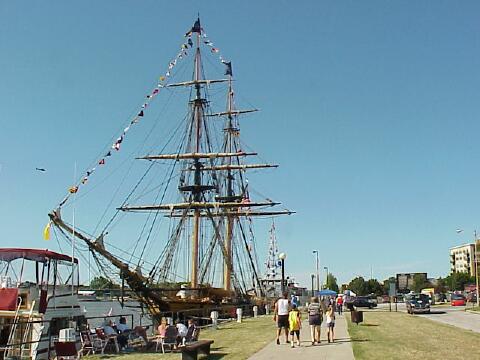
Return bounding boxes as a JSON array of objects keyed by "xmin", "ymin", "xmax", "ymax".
[{"xmin": 95, "ymin": 328, "xmax": 119, "ymax": 354}]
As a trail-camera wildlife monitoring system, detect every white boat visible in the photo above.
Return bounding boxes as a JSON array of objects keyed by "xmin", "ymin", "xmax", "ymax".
[{"xmin": 0, "ymin": 248, "xmax": 83, "ymax": 359}]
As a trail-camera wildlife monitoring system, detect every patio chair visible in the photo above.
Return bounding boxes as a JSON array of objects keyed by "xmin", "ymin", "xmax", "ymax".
[
  {"xmin": 80, "ymin": 331, "xmax": 94, "ymax": 356},
  {"xmin": 95, "ymin": 328, "xmax": 119, "ymax": 354},
  {"xmin": 156, "ymin": 325, "xmax": 178, "ymax": 353}
]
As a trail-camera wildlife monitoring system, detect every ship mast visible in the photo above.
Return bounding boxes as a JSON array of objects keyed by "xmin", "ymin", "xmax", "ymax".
[
  {"xmin": 191, "ymin": 24, "xmax": 203, "ymax": 289},
  {"xmin": 223, "ymin": 71, "xmax": 234, "ymax": 291},
  {"xmin": 50, "ymin": 18, "xmax": 295, "ymax": 306}
]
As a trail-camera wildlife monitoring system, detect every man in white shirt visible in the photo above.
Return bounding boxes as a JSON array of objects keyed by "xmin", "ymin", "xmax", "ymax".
[
  {"xmin": 176, "ymin": 320, "xmax": 188, "ymax": 338},
  {"xmin": 274, "ymin": 292, "xmax": 290, "ymax": 345},
  {"xmin": 175, "ymin": 320, "xmax": 188, "ymax": 346}
]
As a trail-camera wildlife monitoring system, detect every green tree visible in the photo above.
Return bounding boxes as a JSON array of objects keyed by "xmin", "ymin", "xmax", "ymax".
[
  {"xmin": 325, "ymin": 273, "xmax": 339, "ymax": 293},
  {"xmin": 445, "ymin": 272, "xmax": 475, "ymax": 291},
  {"xmin": 348, "ymin": 276, "xmax": 368, "ymax": 296},
  {"xmin": 366, "ymin": 279, "xmax": 384, "ymax": 296},
  {"xmin": 435, "ymin": 277, "xmax": 447, "ymax": 294},
  {"xmin": 411, "ymin": 273, "xmax": 429, "ymax": 293},
  {"xmin": 89, "ymin": 276, "xmax": 118, "ymax": 289}
]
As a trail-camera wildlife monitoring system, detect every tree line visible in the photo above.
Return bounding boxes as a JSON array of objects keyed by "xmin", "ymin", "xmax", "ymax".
[{"xmin": 339, "ymin": 272, "xmax": 476, "ymax": 296}]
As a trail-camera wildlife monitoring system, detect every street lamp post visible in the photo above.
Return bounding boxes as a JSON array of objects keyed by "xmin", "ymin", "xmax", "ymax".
[
  {"xmin": 279, "ymin": 252, "xmax": 286, "ymax": 294},
  {"xmin": 474, "ymin": 232, "xmax": 479, "ymax": 308},
  {"xmin": 324, "ymin": 266, "xmax": 329, "ymax": 289},
  {"xmin": 313, "ymin": 250, "xmax": 320, "ymax": 292},
  {"xmin": 311, "ymin": 274, "xmax": 315, "ymax": 297}
]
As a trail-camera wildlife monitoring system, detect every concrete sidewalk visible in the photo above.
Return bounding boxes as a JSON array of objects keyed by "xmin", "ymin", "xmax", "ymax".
[{"xmin": 248, "ymin": 313, "xmax": 355, "ymax": 360}]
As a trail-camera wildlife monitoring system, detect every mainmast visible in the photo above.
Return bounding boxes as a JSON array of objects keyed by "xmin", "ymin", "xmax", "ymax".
[
  {"xmin": 191, "ymin": 22, "xmax": 203, "ymax": 289},
  {"xmin": 223, "ymin": 69, "xmax": 235, "ymax": 291}
]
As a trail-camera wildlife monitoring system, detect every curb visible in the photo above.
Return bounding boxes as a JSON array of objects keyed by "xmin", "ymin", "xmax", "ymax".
[{"xmin": 465, "ymin": 309, "xmax": 480, "ymax": 315}]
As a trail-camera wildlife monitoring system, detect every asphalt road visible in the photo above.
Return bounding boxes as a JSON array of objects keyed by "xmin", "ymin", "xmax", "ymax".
[{"xmin": 374, "ymin": 303, "xmax": 480, "ymax": 333}]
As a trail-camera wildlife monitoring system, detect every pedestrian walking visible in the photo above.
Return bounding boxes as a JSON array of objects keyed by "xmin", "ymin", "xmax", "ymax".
[
  {"xmin": 307, "ymin": 296, "xmax": 322, "ymax": 345},
  {"xmin": 291, "ymin": 293, "xmax": 299, "ymax": 307},
  {"xmin": 336, "ymin": 295, "xmax": 343, "ymax": 315},
  {"xmin": 288, "ymin": 304, "xmax": 301, "ymax": 348},
  {"xmin": 274, "ymin": 292, "xmax": 290, "ymax": 345},
  {"xmin": 326, "ymin": 305, "xmax": 335, "ymax": 343}
]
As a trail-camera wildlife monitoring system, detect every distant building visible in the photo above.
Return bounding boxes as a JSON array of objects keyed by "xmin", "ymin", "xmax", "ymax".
[
  {"xmin": 396, "ymin": 273, "xmax": 427, "ymax": 292},
  {"xmin": 450, "ymin": 243, "xmax": 477, "ymax": 277}
]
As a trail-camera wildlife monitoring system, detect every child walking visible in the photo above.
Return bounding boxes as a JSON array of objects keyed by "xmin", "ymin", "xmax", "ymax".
[
  {"xmin": 288, "ymin": 304, "xmax": 301, "ymax": 348},
  {"xmin": 326, "ymin": 304, "xmax": 335, "ymax": 343}
]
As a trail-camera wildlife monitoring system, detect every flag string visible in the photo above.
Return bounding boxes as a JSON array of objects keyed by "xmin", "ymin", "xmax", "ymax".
[{"xmin": 57, "ymin": 22, "xmax": 232, "ymax": 209}]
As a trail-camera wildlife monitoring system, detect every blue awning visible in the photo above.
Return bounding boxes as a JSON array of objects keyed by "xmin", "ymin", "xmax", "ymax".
[{"xmin": 317, "ymin": 289, "xmax": 337, "ymax": 296}]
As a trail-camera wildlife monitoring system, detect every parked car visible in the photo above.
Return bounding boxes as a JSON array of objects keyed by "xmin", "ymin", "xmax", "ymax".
[
  {"xmin": 406, "ymin": 293, "xmax": 431, "ymax": 314},
  {"xmin": 451, "ymin": 294, "xmax": 466, "ymax": 306},
  {"xmin": 346, "ymin": 296, "xmax": 378, "ymax": 309}
]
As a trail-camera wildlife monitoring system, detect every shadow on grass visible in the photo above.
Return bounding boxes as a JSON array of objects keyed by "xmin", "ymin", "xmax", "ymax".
[
  {"xmin": 208, "ymin": 353, "xmax": 228, "ymax": 359},
  {"xmin": 359, "ymin": 323, "xmax": 379, "ymax": 327}
]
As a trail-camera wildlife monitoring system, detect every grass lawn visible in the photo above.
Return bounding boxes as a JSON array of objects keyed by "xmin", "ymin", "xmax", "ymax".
[
  {"xmin": 347, "ymin": 310, "xmax": 480, "ymax": 360},
  {"xmin": 88, "ymin": 315, "xmax": 275, "ymax": 360}
]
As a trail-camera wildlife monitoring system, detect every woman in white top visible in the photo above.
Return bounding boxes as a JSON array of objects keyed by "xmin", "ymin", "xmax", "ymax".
[{"xmin": 326, "ymin": 305, "xmax": 335, "ymax": 343}]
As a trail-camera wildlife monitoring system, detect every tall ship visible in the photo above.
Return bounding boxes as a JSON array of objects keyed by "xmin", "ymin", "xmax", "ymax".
[{"xmin": 48, "ymin": 18, "xmax": 294, "ymax": 319}]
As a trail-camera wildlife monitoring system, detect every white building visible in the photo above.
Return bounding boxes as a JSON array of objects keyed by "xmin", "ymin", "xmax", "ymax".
[{"xmin": 450, "ymin": 243, "xmax": 477, "ymax": 277}]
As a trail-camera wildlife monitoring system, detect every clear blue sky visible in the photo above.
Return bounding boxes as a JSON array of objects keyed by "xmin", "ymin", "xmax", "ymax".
[{"xmin": 1, "ymin": 1, "xmax": 479, "ymax": 287}]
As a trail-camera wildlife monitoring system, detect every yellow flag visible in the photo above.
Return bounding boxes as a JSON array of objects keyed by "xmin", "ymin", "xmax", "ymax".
[{"xmin": 43, "ymin": 222, "xmax": 51, "ymax": 241}]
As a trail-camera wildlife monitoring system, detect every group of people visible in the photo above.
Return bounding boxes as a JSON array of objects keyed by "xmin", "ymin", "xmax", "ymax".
[
  {"xmin": 97, "ymin": 316, "xmax": 199, "ymax": 352},
  {"xmin": 157, "ymin": 317, "xmax": 199, "ymax": 348},
  {"xmin": 102, "ymin": 317, "xmax": 148, "ymax": 350},
  {"xmin": 308, "ymin": 296, "xmax": 336, "ymax": 344},
  {"xmin": 274, "ymin": 293, "xmax": 339, "ymax": 348}
]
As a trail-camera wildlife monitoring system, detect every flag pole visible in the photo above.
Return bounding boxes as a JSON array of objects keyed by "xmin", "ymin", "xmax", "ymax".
[{"xmin": 72, "ymin": 162, "xmax": 76, "ymax": 300}]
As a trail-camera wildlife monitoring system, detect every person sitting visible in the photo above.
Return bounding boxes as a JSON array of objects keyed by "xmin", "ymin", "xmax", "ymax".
[
  {"xmin": 185, "ymin": 319, "xmax": 199, "ymax": 343},
  {"xmin": 115, "ymin": 317, "xmax": 130, "ymax": 350},
  {"xmin": 157, "ymin": 318, "xmax": 167, "ymax": 339},
  {"xmin": 103, "ymin": 320, "xmax": 117, "ymax": 336},
  {"xmin": 163, "ymin": 323, "xmax": 179, "ymax": 351},
  {"xmin": 102, "ymin": 319, "xmax": 126, "ymax": 350},
  {"xmin": 98, "ymin": 320, "xmax": 119, "ymax": 353},
  {"xmin": 117, "ymin": 317, "xmax": 130, "ymax": 333},
  {"xmin": 175, "ymin": 320, "xmax": 188, "ymax": 346}
]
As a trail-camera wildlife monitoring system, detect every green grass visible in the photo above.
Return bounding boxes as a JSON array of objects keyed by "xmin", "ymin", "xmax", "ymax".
[
  {"xmin": 88, "ymin": 315, "xmax": 275, "ymax": 360},
  {"xmin": 347, "ymin": 310, "xmax": 480, "ymax": 360}
]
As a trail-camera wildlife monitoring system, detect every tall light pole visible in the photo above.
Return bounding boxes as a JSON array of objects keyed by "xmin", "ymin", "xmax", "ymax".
[
  {"xmin": 311, "ymin": 274, "xmax": 315, "ymax": 297},
  {"xmin": 313, "ymin": 250, "xmax": 320, "ymax": 292},
  {"xmin": 324, "ymin": 266, "xmax": 329, "ymax": 289},
  {"xmin": 279, "ymin": 252, "xmax": 286, "ymax": 294},
  {"xmin": 474, "ymin": 231, "xmax": 479, "ymax": 308}
]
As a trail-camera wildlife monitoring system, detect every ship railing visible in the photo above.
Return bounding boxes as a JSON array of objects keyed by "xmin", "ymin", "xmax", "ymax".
[{"xmin": 157, "ymin": 303, "xmax": 257, "ymax": 330}]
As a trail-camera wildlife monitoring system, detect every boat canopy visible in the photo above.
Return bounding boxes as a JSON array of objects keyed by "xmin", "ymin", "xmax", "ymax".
[{"xmin": 0, "ymin": 248, "xmax": 78, "ymax": 264}]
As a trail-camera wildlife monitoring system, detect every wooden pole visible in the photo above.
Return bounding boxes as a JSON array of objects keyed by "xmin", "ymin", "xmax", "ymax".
[
  {"xmin": 223, "ymin": 75, "xmax": 234, "ymax": 291},
  {"xmin": 191, "ymin": 210, "xmax": 200, "ymax": 288}
]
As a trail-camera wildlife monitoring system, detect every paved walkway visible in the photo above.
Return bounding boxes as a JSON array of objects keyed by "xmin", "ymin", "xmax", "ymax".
[{"xmin": 248, "ymin": 313, "xmax": 355, "ymax": 360}]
